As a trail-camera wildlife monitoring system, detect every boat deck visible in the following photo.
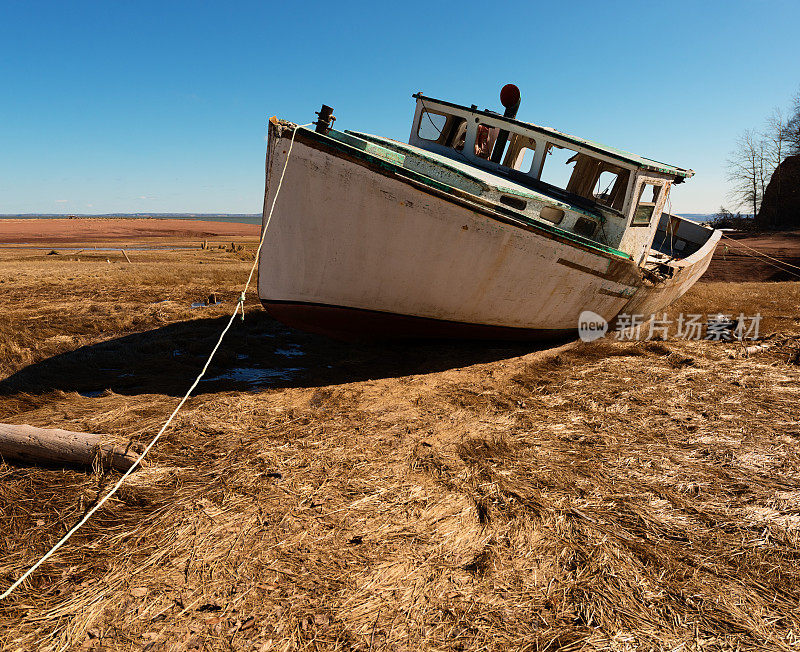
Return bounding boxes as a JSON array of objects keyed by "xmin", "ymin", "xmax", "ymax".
[
  {"xmin": 299, "ymin": 126, "xmax": 631, "ymax": 260},
  {"xmin": 347, "ymin": 131, "xmax": 604, "ymax": 219}
]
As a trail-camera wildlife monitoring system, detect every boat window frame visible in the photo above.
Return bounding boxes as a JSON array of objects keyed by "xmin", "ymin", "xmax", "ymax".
[
  {"xmin": 417, "ymin": 109, "xmax": 448, "ymax": 142},
  {"xmin": 416, "ymin": 109, "xmax": 469, "ymax": 151},
  {"xmin": 538, "ymin": 142, "xmax": 581, "ymax": 192},
  {"xmin": 499, "ymin": 132, "xmax": 537, "ymax": 172},
  {"xmin": 630, "ymin": 177, "xmax": 668, "ymax": 227},
  {"xmin": 591, "ymin": 166, "xmax": 630, "ymax": 212},
  {"xmin": 410, "ymin": 98, "xmax": 645, "ymax": 217}
]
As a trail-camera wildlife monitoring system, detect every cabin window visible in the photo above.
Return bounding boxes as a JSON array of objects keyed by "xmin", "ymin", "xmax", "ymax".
[
  {"xmin": 417, "ymin": 111, "xmax": 447, "ymax": 141},
  {"xmin": 540, "ymin": 145, "xmax": 631, "ymax": 211},
  {"xmin": 500, "ymin": 134, "xmax": 536, "ymax": 172},
  {"xmin": 418, "ymin": 111, "xmax": 447, "ymax": 141},
  {"xmin": 474, "ymin": 123, "xmax": 501, "ymax": 159},
  {"xmin": 474, "ymin": 126, "xmax": 537, "ymax": 171},
  {"xmin": 418, "ymin": 110, "xmax": 468, "ymax": 152},
  {"xmin": 516, "ymin": 146, "xmax": 536, "ymax": 173},
  {"xmin": 475, "ymin": 128, "xmax": 537, "ymax": 172},
  {"xmin": 539, "ymin": 143, "xmax": 579, "ymax": 190},
  {"xmin": 591, "ymin": 167, "xmax": 630, "ymax": 211},
  {"xmin": 631, "ymin": 182, "xmax": 663, "ymax": 226},
  {"xmin": 594, "ymin": 171, "xmax": 618, "ymax": 203}
]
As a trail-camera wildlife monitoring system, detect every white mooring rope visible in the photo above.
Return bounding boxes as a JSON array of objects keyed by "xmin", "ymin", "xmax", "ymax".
[{"xmin": 0, "ymin": 122, "xmax": 313, "ymax": 601}]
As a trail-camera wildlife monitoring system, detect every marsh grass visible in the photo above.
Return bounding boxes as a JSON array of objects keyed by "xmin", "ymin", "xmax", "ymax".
[{"xmin": 1, "ymin": 246, "xmax": 800, "ymax": 651}]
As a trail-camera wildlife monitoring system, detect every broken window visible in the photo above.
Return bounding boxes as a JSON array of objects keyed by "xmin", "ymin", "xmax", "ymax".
[
  {"xmin": 474, "ymin": 123, "xmax": 501, "ymax": 159},
  {"xmin": 631, "ymin": 182, "xmax": 664, "ymax": 226},
  {"xmin": 476, "ymin": 128, "xmax": 536, "ymax": 171},
  {"xmin": 539, "ymin": 143, "xmax": 579, "ymax": 190},
  {"xmin": 516, "ymin": 146, "xmax": 536, "ymax": 172},
  {"xmin": 541, "ymin": 144, "xmax": 630, "ymax": 210},
  {"xmin": 498, "ymin": 134, "xmax": 536, "ymax": 172},
  {"xmin": 594, "ymin": 171, "xmax": 618, "ymax": 203},
  {"xmin": 591, "ymin": 167, "xmax": 630, "ymax": 211}
]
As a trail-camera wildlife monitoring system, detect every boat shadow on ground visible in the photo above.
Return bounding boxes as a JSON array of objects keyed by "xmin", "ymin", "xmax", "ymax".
[{"xmin": 0, "ymin": 311, "xmax": 572, "ymax": 398}]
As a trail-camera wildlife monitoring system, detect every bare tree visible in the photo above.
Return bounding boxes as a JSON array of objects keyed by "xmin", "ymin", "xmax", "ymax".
[
  {"xmin": 765, "ymin": 108, "xmax": 789, "ymax": 169},
  {"xmin": 763, "ymin": 108, "xmax": 791, "ymax": 218},
  {"xmin": 724, "ymin": 86, "xmax": 799, "ymax": 222},
  {"xmin": 726, "ymin": 129, "xmax": 767, "ymax": 217},
  {"xmin": 787, "ymin": 88, "xmax": 800, "ymax": 155}
]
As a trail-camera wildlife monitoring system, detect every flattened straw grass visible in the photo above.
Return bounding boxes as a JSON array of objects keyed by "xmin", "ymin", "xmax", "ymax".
[
  {"xmin": 2, "ymin": 250, "xmax": 800, "ymax": 650},
  {"xmin": 0, "ymin": 122, "xmax": 312, "ymax": 602}
]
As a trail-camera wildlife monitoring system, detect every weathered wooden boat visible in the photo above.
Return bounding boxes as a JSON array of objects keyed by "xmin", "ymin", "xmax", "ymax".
[{"xmin": 258, "ymin": 85, "xmax": 720, "ymax": 340}]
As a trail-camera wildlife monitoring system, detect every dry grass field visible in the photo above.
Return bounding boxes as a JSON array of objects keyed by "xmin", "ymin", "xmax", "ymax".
[{"xmin": 1, "ymin": 240, "xmax": 800, "ymax": 651}]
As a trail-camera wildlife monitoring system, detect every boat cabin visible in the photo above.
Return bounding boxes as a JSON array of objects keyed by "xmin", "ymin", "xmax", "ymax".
[{"xmin": 406, "ymin": 93, "xmax": 694, "ymax": 264}]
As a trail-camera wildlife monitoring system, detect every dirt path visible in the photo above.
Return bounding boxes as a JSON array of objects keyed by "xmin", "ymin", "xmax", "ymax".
[{"xmin": 701, "ymin": 230, "xmax": 800, "ymax": 281}]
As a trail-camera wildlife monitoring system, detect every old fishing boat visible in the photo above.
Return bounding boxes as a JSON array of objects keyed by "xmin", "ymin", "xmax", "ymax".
[{"xmin": 258, "ymin": 85, "xmax": 720, "ymax": 340}]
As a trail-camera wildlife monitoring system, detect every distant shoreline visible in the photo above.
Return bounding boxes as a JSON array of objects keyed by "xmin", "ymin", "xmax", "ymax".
[
  {"xmin": 0, "ymin": 213, "xmax": 717, "ymax": 226},
  {"xmin": 2, "ymin": 217, "xmax": 797, "ymax": 282},
  {"xmin": 0, "ymin": 213, "xmax": 261, "ymax": 225},
  {"xmin": 0, "ymin": 217, "xmax": 259, "ymax": 244}
]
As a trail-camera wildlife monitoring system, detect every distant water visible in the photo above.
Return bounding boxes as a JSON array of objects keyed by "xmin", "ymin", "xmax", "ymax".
[
  {"xmin": 0, "ymin": 214, "xmax": 261, "ymax": 225},
  {"xmin": 678, "ymin": 213, "xmax": 755, "ymax": 224}
]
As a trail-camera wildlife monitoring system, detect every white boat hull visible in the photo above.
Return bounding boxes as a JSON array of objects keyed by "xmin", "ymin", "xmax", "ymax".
[{"xmin": 258, "ymin": 124, "xmax": 716, "ymax": 340}]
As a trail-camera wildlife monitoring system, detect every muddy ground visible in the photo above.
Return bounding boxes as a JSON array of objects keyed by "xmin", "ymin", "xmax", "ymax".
[
  {"xmin": 701, "ymin": 230, "xmax": 800, "ymax": 282},
  {"xmin": 0, "ymin": 218, "xmax": 259, "ymax": 245}
]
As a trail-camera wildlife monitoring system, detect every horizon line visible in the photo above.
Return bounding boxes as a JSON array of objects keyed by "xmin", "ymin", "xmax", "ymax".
[{"xmin": 0, "ymin": 213, "xmax": 262, "ymax": 217}]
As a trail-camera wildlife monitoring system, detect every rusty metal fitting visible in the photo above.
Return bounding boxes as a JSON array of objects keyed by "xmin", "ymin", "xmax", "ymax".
[{"xmin": 314, "ymin": 104, "xmax": 335, "ymax": 134}]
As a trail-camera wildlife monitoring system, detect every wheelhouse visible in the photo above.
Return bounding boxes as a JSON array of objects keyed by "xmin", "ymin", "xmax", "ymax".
[{"xmin": 408, "ymin": 93, "xmax": 694, "ymax": 264}]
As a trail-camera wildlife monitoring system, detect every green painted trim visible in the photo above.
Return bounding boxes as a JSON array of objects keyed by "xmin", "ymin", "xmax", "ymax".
[
  {"xmin": 346, "ymin": 131, "xmax": 612, "ymax": 224},
  {"xmin": 296, "ymin": 126, "xmax": 631, "ymax": 261}
]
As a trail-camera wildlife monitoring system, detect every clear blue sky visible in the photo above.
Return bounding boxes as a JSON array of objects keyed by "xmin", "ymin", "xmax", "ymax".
[{"xmin": 1, "ymin": 0, "xmax": 798, "ymax": 214}]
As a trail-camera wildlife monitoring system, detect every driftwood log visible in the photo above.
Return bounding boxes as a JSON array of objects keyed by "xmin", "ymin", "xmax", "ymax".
[{"xmin": 0, "ymin": 423, "xmax": 144, "ymax": 471}]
